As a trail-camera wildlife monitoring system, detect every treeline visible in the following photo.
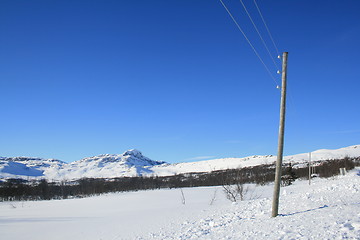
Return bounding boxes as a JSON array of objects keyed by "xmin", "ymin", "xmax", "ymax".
[{"xmin": 1, "ymin": 156, "xmax": 358, "ymax": 201}]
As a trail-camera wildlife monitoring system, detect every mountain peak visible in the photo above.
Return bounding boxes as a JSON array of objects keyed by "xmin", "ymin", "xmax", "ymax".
[{"xmin": 122, "ymin": 149, "xmax": 143, "ymax": 158}]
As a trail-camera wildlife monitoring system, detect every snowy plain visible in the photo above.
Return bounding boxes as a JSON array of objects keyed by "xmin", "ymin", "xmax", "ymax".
[{"xmin": 1, "ymin": 168, "xmax": 360, "ymax": 239}]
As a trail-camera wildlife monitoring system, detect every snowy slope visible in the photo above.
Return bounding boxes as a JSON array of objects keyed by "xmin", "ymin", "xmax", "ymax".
[
  {"xmin": 0, "ymin": 157, "xmax": 65, "ymax": 180},
  {"xmin": 145, "ymin": 168, "xmax": 360, "ymax": 240},
  {"xmin": 1, "ymin": 145, "xmax": 359, "ymax": 180},
  {"xmin": 1, "ymin": 168, "xmax": 359, "ymax": 239},
  {"xmin": 151, "ymin": 144, "xmax": 360, "ymax": 176},
  {"xmin": 54, "ymin": 149, "xmax": 166, "ymax": 180},
  {"xmin": 0, "ymin": 149, "xmax": 166, "ymax": 180}
]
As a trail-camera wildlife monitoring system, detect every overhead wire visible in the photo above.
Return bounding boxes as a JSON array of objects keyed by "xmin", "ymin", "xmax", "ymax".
[
  {"xmin": 219, "ymin": 1, "xmax": 301, "ymax": 142},
  {"xmin": 250, "ymin": 1, "xmax": 299, "ymax": 116},
  {"xmin": 219, "ymin": 0, "xmax": 279, "ymax": 87},
  {"xmin": 220, "ymin": 1, "xmax": 300, "ymax": 134},
  {"xmin": 253, "ymin": 0, "xmax": 280, "ymax": 58},
  {"xmin": 239, "ymin": 0, "xmax": 280, "ymax": 70}
]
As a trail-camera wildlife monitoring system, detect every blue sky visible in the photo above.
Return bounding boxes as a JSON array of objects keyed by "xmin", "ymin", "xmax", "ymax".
[{"xmin": 1, "ymin": 0, "xmax": 359, "ymax": 163}]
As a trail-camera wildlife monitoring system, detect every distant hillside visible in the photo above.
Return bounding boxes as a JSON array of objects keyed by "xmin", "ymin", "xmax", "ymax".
[{"xmin": 1, "ymin": 145, "xmax": 359, "ymax": 181}]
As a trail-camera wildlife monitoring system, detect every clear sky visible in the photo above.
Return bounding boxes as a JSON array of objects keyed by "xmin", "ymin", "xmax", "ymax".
[{"xmin": 1, "ymin": 0, "xmax": 359, "ymax": 163}]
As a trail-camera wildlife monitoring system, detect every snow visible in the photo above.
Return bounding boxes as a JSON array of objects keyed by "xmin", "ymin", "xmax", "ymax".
[
  {"xmin": 152, "ymin": 145, "xmax": 360, "ymax": 176},
  {"xmin": 0, "ymin": 157, "xmax": 65, "ymax": 180},
  {"xmin": 0, "ymin": 149, "xmax": 165, "ymax": 180},
  {"xmin": 1, "ymin": 144, "xmax": 360, "ymax": 180},
  {"xmin": 1, "ymin": 168, "xmax": 360, "ymax": 239}
]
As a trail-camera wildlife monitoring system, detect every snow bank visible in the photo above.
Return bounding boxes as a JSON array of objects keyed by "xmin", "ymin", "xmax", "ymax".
[
  {"xmin": 1, "ymin": 168, "xmax": 359, "ymax": 239},
  {"xmin": 144, "ymin": 169, "xmax": 360, "ymax": 239}
]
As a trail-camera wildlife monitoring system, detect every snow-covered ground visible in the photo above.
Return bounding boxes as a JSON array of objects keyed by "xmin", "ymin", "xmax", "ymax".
[{"xmin": 1, "ymin": 168, "xmax": 360, "ymax": 239}]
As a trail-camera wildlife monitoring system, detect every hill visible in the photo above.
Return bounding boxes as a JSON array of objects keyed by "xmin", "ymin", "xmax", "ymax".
[{"xmin": 1, "ymin": 145, "xmax": 359, "ymax": 180}]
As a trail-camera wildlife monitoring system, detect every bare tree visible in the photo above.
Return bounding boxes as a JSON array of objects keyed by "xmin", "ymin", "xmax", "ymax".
[{"xmin": 221, "ymin": 169, "xmax": 248, "ymax": 202}]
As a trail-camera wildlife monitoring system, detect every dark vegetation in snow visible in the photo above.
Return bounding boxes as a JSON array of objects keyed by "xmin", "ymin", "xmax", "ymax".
[{"xmin": 0, "ymin": 157, "xmax": 358, "ymax": 201}]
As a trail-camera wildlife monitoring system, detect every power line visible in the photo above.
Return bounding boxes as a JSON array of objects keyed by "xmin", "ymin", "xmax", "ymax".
[
  {"xmin": 219, "ymin": 0, "xmax": 279, "ymax": 86},
  {"xmin": 253, "ymin": 0, "xmax": 280, "ymax": 57},
  {"xmin": 250, "ymin": 1, "xmax": 299, "ymax": 117},
  {"xmin": 239, "ymin": 0, "xmax": 280, "ymax": 70}
]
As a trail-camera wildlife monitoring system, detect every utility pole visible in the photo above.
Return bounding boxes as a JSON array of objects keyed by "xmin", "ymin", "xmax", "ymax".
[
  {"xmin": 308, "ymin": 152, "xmax": 312, "ymax": 185},
  {"xmin": 271, "ymin": 52, "xmax": 288, "ymax": 218}
]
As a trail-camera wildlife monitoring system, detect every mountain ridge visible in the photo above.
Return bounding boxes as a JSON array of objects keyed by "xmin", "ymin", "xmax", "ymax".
[{"xmin": 1, "ymin": 145, "xmax": 359, "ymax": 181}]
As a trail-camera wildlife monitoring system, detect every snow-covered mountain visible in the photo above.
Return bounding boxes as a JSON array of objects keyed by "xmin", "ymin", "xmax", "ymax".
[
  {"xmin": 53, "ymin": 149, "xmax": 166, "ymax": 180},
  {"xmin": 0, "ymin": 157, "xmax": 65, "ymax": 180},
  {"xmin": 1, "ymin": 145, "xmax": 359, "ymax": 181},
  {"xmin": 152, "ymin": 144, "xmax": 360, "ymax": 176},
  {"xmin": 0, "ymin": 149, "xmax": 166, "ymax": 181}
]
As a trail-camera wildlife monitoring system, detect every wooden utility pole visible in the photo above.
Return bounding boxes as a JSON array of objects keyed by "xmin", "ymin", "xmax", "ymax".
[{"xmin": 271, "ymin": 52, "xmax": 288, "ymax": 218}]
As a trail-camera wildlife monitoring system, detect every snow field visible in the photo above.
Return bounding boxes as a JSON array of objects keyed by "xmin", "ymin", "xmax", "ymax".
[
  {"xmin": 0, "ymin": 168, "xmax": 359, "ymax": 240},
  {"xmin": 145, "ymin": 171, "xmax": 360, "ymax": 240}
]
